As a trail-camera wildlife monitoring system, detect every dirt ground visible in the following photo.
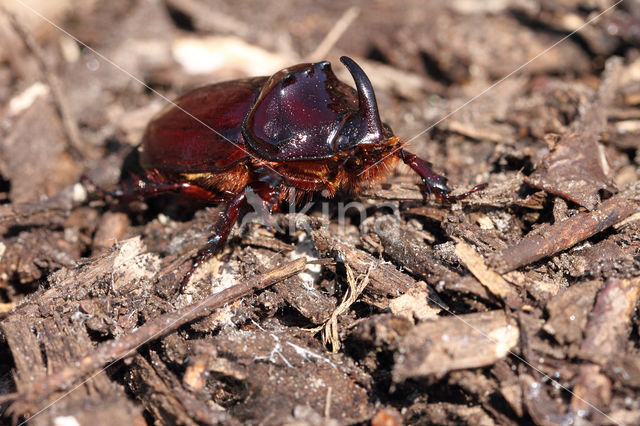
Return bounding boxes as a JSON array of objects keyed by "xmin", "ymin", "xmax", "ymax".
[{"xmin": 1, "ymin": 0, "xmax": 640, "ymax": 425}]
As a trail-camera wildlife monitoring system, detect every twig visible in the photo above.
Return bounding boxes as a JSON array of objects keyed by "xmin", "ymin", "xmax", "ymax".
[
  {"xmin": 3, "ymin": 258, "xmax": 307, "ymax": 406},
  {"xmin": 2, "ymin": 6, "xmax": 85, "ymax": 158},
  {"xmin": 491, "ymin": 192, "xmax": 638, "ymax": 273},
  {"xmin": 165, "ymin": 0, "xmax": 251, "ymax": 37},
  {"xmin": 324, "ymin": 386, "xmax": 332, "ymax": 418},
  {"xmin": 312, "ymin": 226, "xmax": 417, "ymax": 301},
  {"xmin": 306, "ymin": 6, "xmax": 360, "ymax": 61}
]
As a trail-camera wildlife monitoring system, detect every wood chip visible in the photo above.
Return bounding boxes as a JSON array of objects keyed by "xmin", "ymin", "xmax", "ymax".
[
  {"xmin": 389, "ymin": 285, "xmax": 440, "ymax": 323},
  {"xmin": 491, "ymin": 191, "xmax": 638, "ymax": 273},
  {"xmin": 393, "ymin": 310, "xmax": 519, "ymax": 381},
  {"xmin": 580, "ymin": 277, "xmax": 640, "ymax": 361},
  {"xmin": 455, "ymin": 241, "xmax": 520, "ymax": 305}
]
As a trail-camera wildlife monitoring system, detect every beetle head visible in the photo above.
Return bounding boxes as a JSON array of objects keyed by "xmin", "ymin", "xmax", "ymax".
[{"xmin": 243, "ymin": 57, "xmax": 393, "ymax": 162}]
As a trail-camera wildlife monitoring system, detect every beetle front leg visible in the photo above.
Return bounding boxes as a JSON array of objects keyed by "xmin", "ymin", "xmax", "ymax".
[
  {"xmin": 398, "ymin": 148, "xmax": 486, "ymax": 202},
  {"xmin": 180, "ymin": 190, "xmax": 248, "ymax": 292},
  {"xmin": 251, "ymin": 168, "xmax": 286, "ymax": 231}
]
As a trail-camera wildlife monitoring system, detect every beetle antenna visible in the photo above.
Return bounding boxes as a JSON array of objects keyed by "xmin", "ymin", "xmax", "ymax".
[{"xmin": 340, "ymin": 56, "xmax": 383, "ymax": 138}]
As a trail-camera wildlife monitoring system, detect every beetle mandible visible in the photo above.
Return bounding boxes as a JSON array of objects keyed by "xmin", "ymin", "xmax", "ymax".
[{"xmin": 95, "ymin": 56, "xmax": 485, "ymax": 291}]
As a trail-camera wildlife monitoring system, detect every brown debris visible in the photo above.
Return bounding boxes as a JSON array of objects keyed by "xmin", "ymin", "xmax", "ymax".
[
  {"xmin": 3, "ymin": 315, "xmax": 142, "ymax": 425},
  {"xmin": 1, "ymin": 98, "xmax": 68, "ymax": 203},
  {"xmin": 492, "ymin": 191, "xmax": 638, "ymax": 273},
  {"xmin": 258, "ymin": 245, "xmax": 336, "ymax": 325},
  {"xmin": 370, "ymin": 407, "xmax": 403, "ymax": 426},
  {"xmin": 311, "ymin": 225, "xmax": 416, "ymax": 304},
  {"xmin": 3, "ymin": 7, "xmax": 85, "ymax": 158},
  {"xmin": 565, "ymin": 277, "xmax": 639, "ymax": 422},
  {"xmin": 580, "ymin": 277, "xmax": 640, "ymax": 362},
  {"xmin": 388, "ymin": 283, "xmax": 440, "ymax": 323},
  {"xmin": 522, "ymin": 374, "xmax": 576, "ymax": 426},
  {"xmin": 0, "ymin": 302, "xmax": 14, "ymax": 315},
  {"xmin": 345, "ymin": 313, "xmax": 412, "ymax": 356},
  {"xmin": 129, "ymin": 351, "xmax": 231, "ymax": 425},
  {"xmin": 2, "ymin": 2, "xmax": 640, "ymax": 424},
  {"xmin": 571, "ymin": 364, "xmax": 612, "ymax": 422},
  {"xmin": 0, "ymin": 182, "xmax": 88, "ymax": 225},
  {"xmin": 2, "ymin": 256, "xmax": 306, "ymax": 410},
  {"xmin": 366, "ymin": 215, "xmax": 493, "ymax": 301},
  {"xmin": 455, "ymin": 241, "xmax": 520, "ymax": 306},
  {"xmin": 492, "ymin": 361, "xmax": 523, "ymax": 418},
  {"xmin": 525, "ymin": 132, "xmax": 612, "ymax": 209},
  {"xmin": 91, "ymin": 211, "xmax": 131, "ymax": 252},
  {"xmin": 525, "ymin": 58, "xmax": 622, "ymax": 210},
  {"xmin": 417, "ymin": 402, "xmax": 497, "ymax": 426},
  {"xmin": 188, "ymin": 323, "xmax": 374, "ymax": 424},
  {"xmin": 543, "ymin": 280, "xmax": 600, "ymax": 346},
  {"xmin": 393, "ymin": 310, "xmax": 519, "ymax": 381}
]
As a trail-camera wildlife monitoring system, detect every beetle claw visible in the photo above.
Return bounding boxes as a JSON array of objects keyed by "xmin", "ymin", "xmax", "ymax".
[
  {"xmin": 178, "ymin": 191, "xmax": 248, "ymax": 293},
  {"xmin": 399, "ymin": 149, "xmax": 485, "ymax": 203},
  {"xmin": 81, "ymin": 174, "xmax": 118, "ymax": 200},
  {"xmin": 437, "ymin": 183, "xmax": 487, "ymax": 203}
]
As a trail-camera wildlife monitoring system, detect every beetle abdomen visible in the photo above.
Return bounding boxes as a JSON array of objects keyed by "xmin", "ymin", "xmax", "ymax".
[{"xmin": 140, "ymin": 77, "xmax": 267, "ymax": 175}]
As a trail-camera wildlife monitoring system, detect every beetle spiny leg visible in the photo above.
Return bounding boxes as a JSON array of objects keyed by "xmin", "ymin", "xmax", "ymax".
[
  {"xmin": 398, "ymin": 148, "xmax": 485, "ymax": 203},
  {"xmin": 179, "ymin": 190, "xmax": 248, "ymax": 293}
]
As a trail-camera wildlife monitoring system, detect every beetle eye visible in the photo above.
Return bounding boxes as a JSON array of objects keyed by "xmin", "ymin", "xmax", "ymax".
[
  {"xmin": 334, "ymin": 135, "xmax": 349, "ymax": 152},
  {"xmin": 282, "ymin": 73, "xmax": 295, "ymax": 86}
]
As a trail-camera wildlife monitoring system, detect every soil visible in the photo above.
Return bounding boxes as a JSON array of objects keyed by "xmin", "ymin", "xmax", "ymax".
[{"xmin": 1, "ymin": 1, "xmax": 640, "ymax": 425}]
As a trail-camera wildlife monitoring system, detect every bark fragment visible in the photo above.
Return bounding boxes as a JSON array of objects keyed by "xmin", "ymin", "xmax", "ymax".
[{"xmin": 393, "ymin": 310, "xmax": 519, "ymax": 381}]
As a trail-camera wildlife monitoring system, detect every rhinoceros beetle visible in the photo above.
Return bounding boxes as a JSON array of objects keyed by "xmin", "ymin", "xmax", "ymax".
[{"xmin": 93, "ymin": 56, "xmax": 484, "ymax": 292}]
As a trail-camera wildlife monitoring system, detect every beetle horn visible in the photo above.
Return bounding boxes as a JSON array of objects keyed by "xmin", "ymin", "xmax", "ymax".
[{"xmin": 340, "ymin": 56, "xmax": 383, "ymax": 138}]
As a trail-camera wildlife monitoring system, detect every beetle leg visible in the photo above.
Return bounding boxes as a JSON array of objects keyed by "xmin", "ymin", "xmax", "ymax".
[
  {"xmin": 398, "ymin": 149, "xmax": 486, "ymax": 202},
  {"xmin": 82, "ymin": 175, "xmax": 225, "ymax": 204},
  {"xmin": 253, "ymin": 168, "xmax": 286, "ymax": 231},
  {"xmin": 180, "ymin": 190, "xmax": 248, "ymax": 292},
  {"xmin": 261, "ymin": 185, "xmax": 286, "ymax": 231}
]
